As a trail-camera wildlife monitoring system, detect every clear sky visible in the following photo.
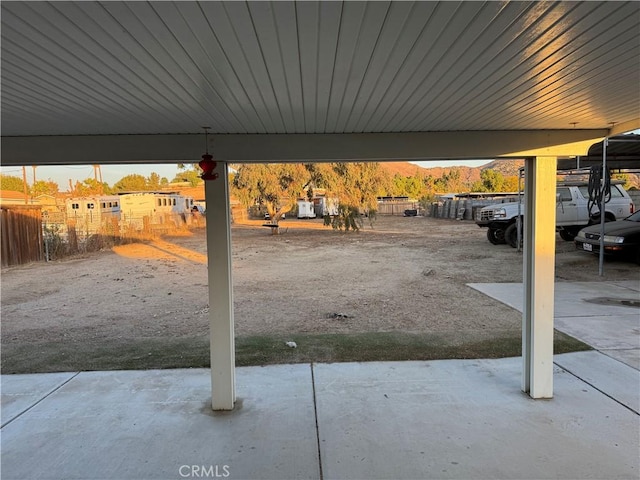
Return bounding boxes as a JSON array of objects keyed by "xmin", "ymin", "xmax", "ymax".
[
  {"xmin": 1, "ymin": 160, "xmax": 492, "ymax": 191},
  {"xmin": 2, "ymin": 128, "xmax": 637, "ymax": 191},
  {"xmin": 0, "ymin": 164, "xmax": 182, "ymax": 190}
]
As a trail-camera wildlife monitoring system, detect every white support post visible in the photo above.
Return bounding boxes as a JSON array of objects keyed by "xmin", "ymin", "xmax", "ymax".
[
  {"xmin": 205, "ymin": 162, "xmax": 236, "ymax": 410},
  {"xmin": 522, "ymin": 156, "xmax": 556, "ymax": 399}
]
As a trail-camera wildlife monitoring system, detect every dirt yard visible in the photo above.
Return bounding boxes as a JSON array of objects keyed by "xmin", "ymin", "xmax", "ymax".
[{"xmin": 1, "ymin": 216, "xmax": 636, "ymax": 372}]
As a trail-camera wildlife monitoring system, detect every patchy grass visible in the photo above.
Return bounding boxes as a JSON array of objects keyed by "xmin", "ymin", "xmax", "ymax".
[
  {"xmin": 235, "ymin": 331, "xmax": 590, "ymax": 366},
  {"xmin": 1, "ymin": 330, "xmax": 590, "ymax": 374},
  {"xmin": 0, "ymin": 337, "xmax": 210, "ymax": 374}
]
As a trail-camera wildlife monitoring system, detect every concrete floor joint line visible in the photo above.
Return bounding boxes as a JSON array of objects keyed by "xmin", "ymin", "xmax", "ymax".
[
  {"xmin": 1, "ymin": 371, "xmax": 81, "ymax": 429},
  {"xmin": 310, "ymin": 363, "xmax": 324, "ymax": 480},
  {"xmin": 598, "ymin": 350, "xmax": 640, "ymax": 370},
  {"xmin": 554, "ymin": 361, "xmax": 639, "ymax": 416},
  {"xmin": 613, "ymin": 283, "xmax": 640, "ymax": 294}
]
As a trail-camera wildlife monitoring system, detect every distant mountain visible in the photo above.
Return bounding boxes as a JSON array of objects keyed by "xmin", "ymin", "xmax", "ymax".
[
  {"xmin": 379, "ymin": 161, "xmax": 429, "ymax": 177},
  {"xmin": 380, "ymin": 161, "xmax": 483, "ymax": 184},
  {"xmin": 381, "ymin": 160, "xmax": 526, "ymax": 180},
  {"xmin": 382, "ymin": 159, "xmax": 639, "ymax": 190},
  {"xmin": 480, "ymin": 159, "xmax": 525, "ymax": 177},
  {"xmin": 381, "ymin": 160, "xmax": 523, "ymax": 185}
]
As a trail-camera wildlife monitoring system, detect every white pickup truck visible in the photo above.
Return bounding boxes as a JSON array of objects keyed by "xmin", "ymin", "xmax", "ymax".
[{"xmin": 476, "ymin": 182, "xmax": 635, "ymax": 247}]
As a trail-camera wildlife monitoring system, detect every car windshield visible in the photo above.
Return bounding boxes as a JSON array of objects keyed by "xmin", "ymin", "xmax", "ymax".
[{"xmin": 625, "ymin": 210, "xmax": 640, "ymax": 222}]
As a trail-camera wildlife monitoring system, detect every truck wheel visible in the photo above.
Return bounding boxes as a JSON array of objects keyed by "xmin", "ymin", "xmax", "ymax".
[
  {"xmin": 487, "ymin": 228, "xmax": 506, "ymax": 245},
  {"xmin": 559, "ymin": 229, "xmax": 576, "ymax": 241},
  {"xmin": 504, "ymin": 223, "xmax": 520, "ymax": 248}
]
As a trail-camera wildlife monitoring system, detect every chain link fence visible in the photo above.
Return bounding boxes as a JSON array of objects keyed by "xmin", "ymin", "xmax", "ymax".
[{"xmin": 42, "ymin": 210, "xmax": 201, "ymax": 261}]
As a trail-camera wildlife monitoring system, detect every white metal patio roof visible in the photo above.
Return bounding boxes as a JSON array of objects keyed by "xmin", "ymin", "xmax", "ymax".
[{"xmin": 1, "ymin": 1, "xmax": 639, "ymax": 164}]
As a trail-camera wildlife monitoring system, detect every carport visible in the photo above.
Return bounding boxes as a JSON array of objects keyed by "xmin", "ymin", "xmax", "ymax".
[{"xmin": 2, "ymin": 1, "xmax": 639, "ymax": 410}]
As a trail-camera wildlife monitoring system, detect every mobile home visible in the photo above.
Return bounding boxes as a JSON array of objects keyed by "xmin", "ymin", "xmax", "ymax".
[
  {"xmin": 118, "ymin": 192, "xmax": 194, "ymax": 229},
  {"xmin": 65, "ymin": 195, "xmax": 121, "ymax": 234}
]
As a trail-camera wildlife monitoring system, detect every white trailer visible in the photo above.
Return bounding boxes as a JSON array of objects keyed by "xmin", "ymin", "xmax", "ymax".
[
  {"xmin": 65, "ymin": 195, "xmax": 121, "ymax": 234},
  {"xmin": 119, "ymin": 192, "xmax": 193, "ymax": 228},
  {"xmin": 297, "ymin": 200, "xmax": 317, "ymax": 219}
]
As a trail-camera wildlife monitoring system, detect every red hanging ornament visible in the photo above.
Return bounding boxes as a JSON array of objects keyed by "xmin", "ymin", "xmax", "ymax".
[
  {"xmin": 199, "ymin": 153, "xmax": 218, "ymax": 180},
  {"xmin": 199, "ymin": 127, "xmax": 218, "ymax": 180}
]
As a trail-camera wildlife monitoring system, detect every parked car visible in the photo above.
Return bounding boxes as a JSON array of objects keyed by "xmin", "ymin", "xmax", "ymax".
[{"xmin": 574, "ymin": 211, "xmax": 640, "ymax": 264}]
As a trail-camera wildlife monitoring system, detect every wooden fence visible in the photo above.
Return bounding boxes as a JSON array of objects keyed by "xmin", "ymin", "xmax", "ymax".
[
  {"xmin": 1, "ymin": 205, "xmax": 44, "ymax": 267},
  {"xmin": 377, "ymin": 201, "xmax": 420, "ymax": 215}
]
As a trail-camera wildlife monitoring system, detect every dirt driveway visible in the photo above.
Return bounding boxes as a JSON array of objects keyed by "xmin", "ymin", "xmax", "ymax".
[{"xmin": 1, "ymin": 216, "xmax": 636, "ymax": 372}]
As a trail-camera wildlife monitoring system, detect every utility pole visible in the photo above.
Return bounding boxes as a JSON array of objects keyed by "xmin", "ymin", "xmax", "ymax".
[
  {"xmin": 22, "ymin": 166, "xmax": 28, "ymax": 204},
  {"xmin": 93, "ymin": 165, "xmax": 103, "ymax": 194}
]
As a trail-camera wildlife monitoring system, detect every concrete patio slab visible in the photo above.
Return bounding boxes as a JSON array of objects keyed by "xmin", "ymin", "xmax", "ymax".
[
  {"xmin": 554, "ymin": 351, "xmax": 640, "ymax": 413},
  {"xmin": 468, "ymin": 281, "xmax": 640, "ymax": 319},
  {"xmin": 1, "ymin": 356, "xmax": 639, "ymax": 480},
  {"xmin": 599, "ymin": 348, "xmax": 640, "ymax": 370},
  {"xmin": 551, "ymin": 282, "xmax": 640, "ymax": 319},
  {"xmin": 612, "ymin": 280, "xmax": 640, "ymax": 293},
  {"xmin": 313, "ymin": 359, "xmax": 639, "ymax": 480},
  {"xmin": 554, "ymin": 314, "xmax": 640, "ymax": 351},
  {"xmin": 1, "ymin": 365, "xmax": 319, "ymax": 480},
  {"xmin": 468, "ymin": 281, "xmax": 640, "ymax": 369},
  {"xmin": 1, "ymin": 371, "xmax": 78, "ymax": 427}
]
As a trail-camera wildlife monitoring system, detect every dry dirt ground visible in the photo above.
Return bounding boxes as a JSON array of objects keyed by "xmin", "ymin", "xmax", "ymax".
[{"xmin": 1, "ymin": 215, "xmax": 637, "ymax": 372}]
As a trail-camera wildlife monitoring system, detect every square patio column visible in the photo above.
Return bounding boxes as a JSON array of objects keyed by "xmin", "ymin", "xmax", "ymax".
[
  {"xmin": 522, "ymin": 156, "xmax": 557, "ymax": 399},
  {"xmin": 204, "ymin": 162, "xmax": 236, "ymax": 410}
]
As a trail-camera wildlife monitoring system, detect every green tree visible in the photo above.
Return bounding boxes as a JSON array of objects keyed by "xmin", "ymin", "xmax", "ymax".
[
  {"xmin": 390, "ymin": 171, "xmax": 429, "ymax": 199},
  {"xmin": 432, "ymin": 168, "xmax": 465, "ymax": 193},
  {"xmin": 73, "ymin": 178, "xmax": 111, "ymax": 196},
  {"xmin": 172, "ymin": 163, "xmax": 203, "ymax": 187},
  {"xmin": 471, "ymin": 169, "xmax": 504, "ymax": 192},
  {"xmin": 308, "ymin": 162, "xmax": 389, "ymax": 230},
  {"xmin": 147, "ymin": 172, "xmax": 162, "ymax": 190},
  {"xmin": 0, "ymin": 174, "xmax": 26, "ymax": 193},
  {"xmin": 391, "ymin": 174, "xmax": 407, "ymax": 197},
  {"xmin": 232, "ymin": 163, "xmax": 310, "ymax": 227},
  {"xmin": 444, "ymin": 168, "xmax": 462, "ymax": 192},
  {"xmin": 421, "ymin": 175, "xmax": 437, "ymax": 200},
  {"xmin": 30, "ymin": 179, "xmax": 59, "ymax": 196},
  {"xmin": 502, "ymin": 175, "xmax": 520, "ymax": 192},
  {"xmin": 113, "ymin": 174, "xmax": 148, "ymax": 192},
  {"xmin": 403, "ymin": 175, "xmax": 424, "ymax": 198}
]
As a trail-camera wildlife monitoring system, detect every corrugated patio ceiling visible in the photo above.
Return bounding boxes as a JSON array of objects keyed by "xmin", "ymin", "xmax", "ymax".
[{"xmin": 1, "ymin": 1, "xmax": 639, "ymax": 164}]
